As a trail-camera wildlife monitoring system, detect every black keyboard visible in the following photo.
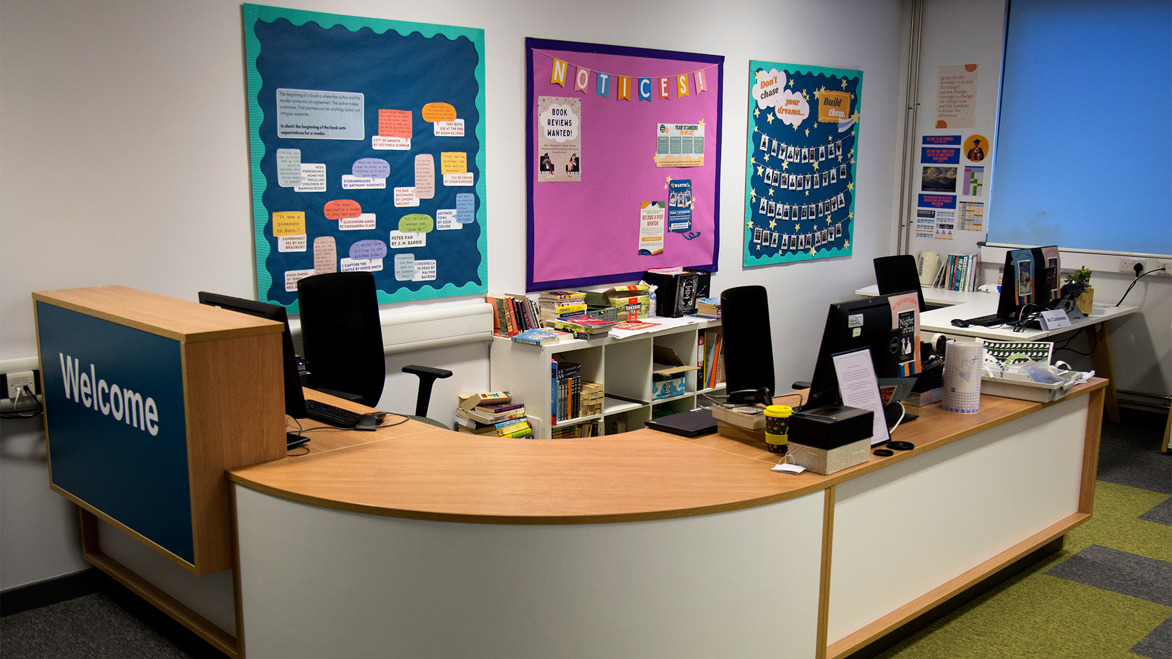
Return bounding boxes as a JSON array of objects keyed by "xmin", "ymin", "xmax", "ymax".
[
  {"xmin": 964, "ymin": 313, "xmax": 1005, "ymax": 327},
  {"xmin": 304, "ymin": 399, "xmax": 364, "ymax": 428}
]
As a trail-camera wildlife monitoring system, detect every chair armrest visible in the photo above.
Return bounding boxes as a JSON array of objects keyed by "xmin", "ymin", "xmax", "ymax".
[{"xmin": 402, "ymin": 365, "xmax": 453, "ymax": 418}]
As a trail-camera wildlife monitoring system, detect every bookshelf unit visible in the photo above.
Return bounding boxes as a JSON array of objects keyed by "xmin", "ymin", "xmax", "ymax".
[{"xmin": 489, "ymin": 319, "xmax": 723, "ymax": 438}]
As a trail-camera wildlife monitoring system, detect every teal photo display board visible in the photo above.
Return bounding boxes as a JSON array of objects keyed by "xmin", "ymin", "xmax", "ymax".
[
  {"xmin": 244, "ymin": 4, "xmax": 487, "ymax": 310},
  {"xmin": 743, "ymin": 60, "xmax": 862, "ymax": 266},
  {"xmin": 37, "ymin": 303, "xmax": 193, "ymax": 564}
]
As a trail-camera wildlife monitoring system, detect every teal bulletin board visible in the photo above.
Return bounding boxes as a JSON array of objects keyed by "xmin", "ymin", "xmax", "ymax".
[
  {"xmin": 743, "ymin": 61, "xmax": 862, "ymax": 266},
  {"xmin": 244, "ymin": 5, "xmax": 487, "ymax": 310}
]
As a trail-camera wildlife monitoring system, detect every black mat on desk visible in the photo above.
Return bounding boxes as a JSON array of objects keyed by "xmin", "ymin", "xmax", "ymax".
[{"xmin": 644, "ymin": 408, "xmax": 717, "ymax": 437}]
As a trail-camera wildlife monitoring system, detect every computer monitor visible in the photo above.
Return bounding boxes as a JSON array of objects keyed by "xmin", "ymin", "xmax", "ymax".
[
  {"xmin": 804, "ymin": 293, "xmax": 920, "ymax": 414},
  {"xmin": 196, "ymin": 292, "xmax": 307, "ymax": 419},
  {"xmin": 989, "ymin": 245, "xmax": 1061, "ymax": 323}
]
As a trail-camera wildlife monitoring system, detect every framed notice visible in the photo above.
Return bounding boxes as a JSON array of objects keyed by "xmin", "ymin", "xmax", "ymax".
[
  {"xmin": 743, "ymin": 60, "xmax": 861, "ymax": 266},
  {"xmin": 526, "ymin": 38, "xmax": 724, "ymax": 291},
  {"xmin": 244, "ymin": 4, "xmax": 487, "ymax": 309}
]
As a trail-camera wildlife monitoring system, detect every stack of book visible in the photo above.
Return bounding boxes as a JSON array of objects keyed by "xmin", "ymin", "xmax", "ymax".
[
  {"xmin": 711, "ymin": 403, "xmax": 766, "ymax": 442},
  {"xmin": 551, "ymin": 358, "xmax": 582, "ymax": 425},
  {"xmin": 510, "ymin": 328, "xmax": 560, "ymax": 346},
  {"xmin": 455, "ymin": 400, "xmax": 528, "ymax": 435},
  {"xmin": 493, "ymin": 417, "xmax": 534, "ymax": 438},
  {"xmin": 536, "ymin": 291, "xmax": 587, "ymax": 324},
  {"xmin": 486, "ymin": 293, "xmax": 541, "ymax": 337},
  {"xmin": 550, "ymin": 421, "xmax": 600, "ymax": 439},
  {"xmin": 551, "ymin": 315, "xmax": 616, "ymax": 339},
  {"xmin": 579, "ymin": 381, "xmax": 604, "ymax": 417},
  {"xmin": 695, "ymin": 297, "xmax": 721, "ymax": 318}
]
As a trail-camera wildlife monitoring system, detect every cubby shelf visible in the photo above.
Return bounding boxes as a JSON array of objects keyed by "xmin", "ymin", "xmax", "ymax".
[{"xmin": 489, "ymin": 318, "xmax": 723, "ymax": 438}]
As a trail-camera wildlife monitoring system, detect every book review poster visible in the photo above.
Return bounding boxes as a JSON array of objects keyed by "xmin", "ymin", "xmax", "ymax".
[
  {"xmin": 526, "ymin": 38, "xmax": 723, "ymax": 291},
  {"xmin": 244, "ymin": 4, "xmax": 487, "ymax": 309},
  {"xmin": 742, "ymin": 60, "xmax": 862, "ymax": 266}
]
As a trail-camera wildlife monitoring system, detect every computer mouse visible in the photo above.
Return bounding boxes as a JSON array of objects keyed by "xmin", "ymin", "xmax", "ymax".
[
  {"xmin": 951, "ymin": 318, "xmax": 970, "ymax": 328},
  {"xmin": 888, "ymin": 441, "xmax": 915, "ymax": 451},
  {"xmin": 354, "ymin": 414, "xmax": 380, "ymax": 431}
]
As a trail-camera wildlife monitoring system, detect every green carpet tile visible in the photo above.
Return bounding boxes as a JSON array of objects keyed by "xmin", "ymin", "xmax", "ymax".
[{"xmin": 878, "ymin": 481, "xmax": 1172, "ymax": 659}]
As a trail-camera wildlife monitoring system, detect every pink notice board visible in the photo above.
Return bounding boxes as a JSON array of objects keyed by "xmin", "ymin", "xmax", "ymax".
[{"xmin": 526, "ymin": 38, "xmax": 724, "ymax": 291}]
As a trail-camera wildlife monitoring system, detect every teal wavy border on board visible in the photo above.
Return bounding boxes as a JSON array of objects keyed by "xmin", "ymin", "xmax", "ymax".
[{"xmin": 242, "ymin": 4, "xmax": 487, "ymax": 310}]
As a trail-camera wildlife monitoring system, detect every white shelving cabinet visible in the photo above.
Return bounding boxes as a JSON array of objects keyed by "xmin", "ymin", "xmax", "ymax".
[{"xmin": 489, "ymin": 318, "xmax": 723, "ymax": 438}]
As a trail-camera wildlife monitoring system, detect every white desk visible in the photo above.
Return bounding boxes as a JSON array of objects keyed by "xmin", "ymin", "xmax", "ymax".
[{"xmin": 855, "ymin": 284, "xmax": 1137, "ymax": 422}]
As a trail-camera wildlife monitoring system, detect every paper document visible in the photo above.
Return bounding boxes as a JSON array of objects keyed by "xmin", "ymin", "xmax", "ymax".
[{"xmin": 831, "ymin": 349, "xmax": 890, "ymax": 445}]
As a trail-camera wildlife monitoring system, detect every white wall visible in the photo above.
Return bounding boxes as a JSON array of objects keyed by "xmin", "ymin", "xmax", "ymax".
[{"xmin": 0, "ymin": 0, "xmax": 906, "ymax": 590}]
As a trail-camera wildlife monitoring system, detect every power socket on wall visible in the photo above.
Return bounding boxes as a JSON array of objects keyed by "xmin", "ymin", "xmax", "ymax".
[
  {"xmin": 4, "ymin": 371, "xmax": 38, "ymax": 399},
  {"xmin": 1119, "ymin": 257, "xmax": 1147, "ymax": 276}
]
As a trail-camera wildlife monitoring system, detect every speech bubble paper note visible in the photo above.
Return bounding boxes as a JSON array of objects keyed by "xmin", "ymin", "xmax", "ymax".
[
  {"xmin": 324, "ymin": 199, "xmax": 362, "ymax": 220},
  {"xmin": 393, "ymin": 253, "xmax": 415, "ymax": 281},
  {"xmin": 440, "ymin": 152, "xmax": 467, "ymax": 175},
  {"xmin": 313, "ymin": 236, "xmax": 337, "ymax": 273},
  {"xmin": 379, "ymin": 109, "xmax": 412, "ymax": 138},
  {"xmin": 414, "ymin": 155, "xmax": 436, "ymax": 200},
  {"xmin": 455, "ymin": 193, "xmax": 475, "ymax": 224},
  {"xmin": 352, "ymin": 158, "xmax": 390, "ymax": 180},
  {"xmin": 277, "ymin": 149, "xmax": 302, "ymax": 187},
  {"xmin": 272, "ymin": 211, "xmax": 306, "ymax": 236},
  {"xmin": 349, "ymin": 239, "xmax": 388, "ymax": 260},
  {"xmin": 398, "ymin": 214, "xmax": 434, "ymax": 234}
]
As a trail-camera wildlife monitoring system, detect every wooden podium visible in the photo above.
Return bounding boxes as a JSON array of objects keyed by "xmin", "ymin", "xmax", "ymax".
[{"xmin": 33, "ymin": 286, "xmax": 287, "ymax": 576}]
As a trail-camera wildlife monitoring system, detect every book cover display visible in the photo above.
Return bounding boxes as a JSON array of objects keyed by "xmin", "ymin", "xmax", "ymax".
[
  {"xmin": 742, "ymin": 60, "xmax": 862, "ymax": 266},
  {"xmin": 244, "ymin": 5, "xmax": 487, "ymax": 309}
]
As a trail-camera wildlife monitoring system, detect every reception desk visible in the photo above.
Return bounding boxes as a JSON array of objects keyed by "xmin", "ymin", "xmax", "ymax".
[{"xmin": 230, "ymin": 383, "xmax": 1105, "ymax": 659}]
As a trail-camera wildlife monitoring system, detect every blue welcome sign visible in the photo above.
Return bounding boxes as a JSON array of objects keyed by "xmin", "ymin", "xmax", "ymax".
[{"xmin": 37, "ymin": 302, "xmax": 194, "ymax": 565}]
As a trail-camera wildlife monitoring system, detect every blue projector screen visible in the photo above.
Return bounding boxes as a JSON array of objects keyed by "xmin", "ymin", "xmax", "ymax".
[{"xmin": 989, "ymin": 0, "xmax": 1171, "ymax": 256}]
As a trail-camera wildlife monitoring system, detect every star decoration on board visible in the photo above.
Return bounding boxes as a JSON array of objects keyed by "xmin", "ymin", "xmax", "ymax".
[
  {"xmin": 841, "ymin": 78, "xmax": 848, "ymax": 89},
  {"xmin": 757, "ymin": 165, "xmax": 764, "ymax": 177},
  {"xmin": 788, "ymin": 78, "xmax": 794, "ymax": 88},
  {"xmin": 805, "ymin": 128, "xmax": 810, "ymax": 137},
  {"xmin": 754, "ymin": 107, "xmax": 760, "ymax": 118},
  {"xmin": 664, "ymin": 176, "xmax": 673, "ymax": 190},
  {"xmin": 810, "ymin": 247, "xmax": 817, "ymax": 256},
  {"xmin": 844, "ymin": 238, "xmax": 850, "ymax": 248},
  {"xmin": 766, "ymin": 113, "xmax": 775, "ymax": 125},
  {"xmin": 769, "ymin": 219, "xmax": 776, "ymax": 230},
  {"xmin": 750, "ymin": 190, "xmax": 757, "ymax": 203},
  {"xmin": 698, "ymin": 119, "xmax": 705, "ymax": 129},
  {"xmin": 847, "ymin": 181, "xmax": 854, "ymax": 193},
  {"xmin": 768, "ymin": 188, "xmax": 774, "ymax": 197},
  {"xmin": 813, "ymin": 161, "xmax": 819, "ymax": 171}
]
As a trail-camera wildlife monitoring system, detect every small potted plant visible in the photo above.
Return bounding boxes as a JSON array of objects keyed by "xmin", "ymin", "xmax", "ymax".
[{"xmin": 1062, "ymin": 266, "xmax": 1093, "ymax": 314}]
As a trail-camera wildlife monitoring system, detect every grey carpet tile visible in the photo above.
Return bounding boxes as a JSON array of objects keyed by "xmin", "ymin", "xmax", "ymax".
[
  {"xmin": 1140, "ymin": 497, "xmax": 1172, "ymax": 527},
  {"xmin": 1, "ymin": 592, "xmax": 195, "ymax": 659},
  {"xmin": 1047, "ymin": 544, "xmax": 1172, "ymax": 607},
  {"xmin": 1096, "ymin": 411, "xmax": 1171, "ymax": 495},
  {"xmin": 1132, "ymin": 614, "xmax": 1172, "ymax": 659}
]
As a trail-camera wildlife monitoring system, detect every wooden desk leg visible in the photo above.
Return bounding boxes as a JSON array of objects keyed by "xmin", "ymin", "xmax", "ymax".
[
  {"xmin": 1162, "ymin": 404, "xmax": 1170, "ymax": 454},
  {"xmin": 1088, "ymin": 324, "xmax": 1120, "ymax": 423}
]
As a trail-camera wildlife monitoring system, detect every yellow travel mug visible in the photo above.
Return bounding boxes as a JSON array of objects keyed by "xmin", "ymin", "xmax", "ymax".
[{"xmin": 764, "ymin": 405, "xmax": 793, "ymax": 454}]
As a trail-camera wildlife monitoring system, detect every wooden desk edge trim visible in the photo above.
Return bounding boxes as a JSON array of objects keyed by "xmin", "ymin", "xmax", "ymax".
[
  {"xmin": 225, "ymin": 473, "xmax": 831, "ymax": 525},
  {"xmin": 826, "ymin": 512, "xmax": 1091, "ymax": 659}
]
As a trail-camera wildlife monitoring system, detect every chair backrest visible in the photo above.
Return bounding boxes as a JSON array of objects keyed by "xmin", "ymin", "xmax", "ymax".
[
  {"xmin": 719, "ymin": 285, "xmax": 775, "ymax": 398},
  {"xmin": 296, "ymin": 271, "xmax": 386, "ymax": 406},
  {"xmin": 874, "ymin": 254, "xmax": 927, "ymax": 312}
]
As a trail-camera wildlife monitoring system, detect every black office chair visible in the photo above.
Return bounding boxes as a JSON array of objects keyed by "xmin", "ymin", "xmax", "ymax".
[
  {"xmin": 296, "ymin": 271, "xmax": 453, "ymax": 426},
  {"xmin": 719, "ymin": 285, "xmax": 775, "ymax": 405},
  {"xmin": 874, "ymin": 254, "xmax": 927, "ymax": 312}
]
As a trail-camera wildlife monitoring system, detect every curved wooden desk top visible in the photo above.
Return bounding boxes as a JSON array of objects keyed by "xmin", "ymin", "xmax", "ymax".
[{"xmin": 229, "ymin": 381, "xmax": 1106, "ymax": 525}]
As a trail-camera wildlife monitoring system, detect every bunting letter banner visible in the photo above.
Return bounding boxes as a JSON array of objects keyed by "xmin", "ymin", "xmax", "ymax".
[
  {"xmin": 574, "ymin": 67, "xmax": 591, "ymax": 94},
  {"xmin": 677, "ymin": 73, "xmax": 690, "ymax": 98},
  {"xmin": 659, "ymin": 77, "xmax": 671, "ymax": 100},
  {"xmin": 695, "ymin": 68, "xmax": 708, "ymax": 93},
  {"xmin": 617, "ymin": 76, "xmax": 632, "ymax": 101},
  {"xmin": 638, "ymin": 77, "xmax": 652, "ymax": 101},
  {"xmin": 551, "ymin": 58, "xmax": 568, "ymax": 86},
  {"xmin": 596, "ymin": 72, "xmax": 611, "ymax": 98}
]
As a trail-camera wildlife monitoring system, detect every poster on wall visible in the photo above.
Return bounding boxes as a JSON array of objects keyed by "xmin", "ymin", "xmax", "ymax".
[
  {"xmin": 526, "ymin": 38, "xmax": 723, "ymax": 292},
  {"xmin": 244, "ymin": 4, "xmax": 486, "ymax": 309},
  {"xmin": 742, "ymin": 60, "xmax": 862, "ymax": 267}
]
